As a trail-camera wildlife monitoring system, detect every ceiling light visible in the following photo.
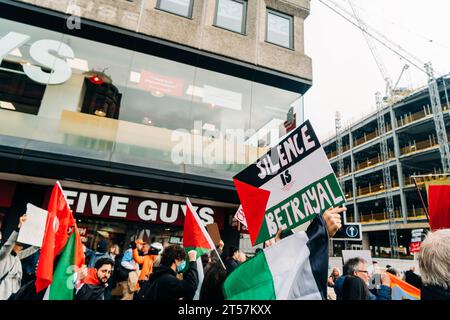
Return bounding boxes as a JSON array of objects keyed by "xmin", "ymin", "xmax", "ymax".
[
  {"xmin": 130, "ymin": 71, "xmax": 141, "ymax": 83},
  {"xmin": 0, "ymin": 101, "xmax": 16, "ymax": 110},
  {"xmin": 151, "ymin": 90, "xmax": 165, "ymax": 98},
  {"xmin": 94, "ymin": 110, "xmax": 106, "ymax": 117}
]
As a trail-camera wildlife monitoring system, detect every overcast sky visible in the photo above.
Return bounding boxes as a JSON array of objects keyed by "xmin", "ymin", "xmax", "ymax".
[{"xmin": 304, "ymin": 0, "xmax": 450, "ymax": 141}]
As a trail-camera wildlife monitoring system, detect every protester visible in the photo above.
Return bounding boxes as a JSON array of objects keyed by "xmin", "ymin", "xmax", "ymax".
[
  {"xmin": 224, "ymin": 246, "xmax": 240, "ymax": 274},
  {"xmin": 74, "ymin": 258, "xmax": 114, "ymax": 300},
  {"xmin": 418, "ymin": 229, "xmax": 450, "ymax": 300},
  {"xmin": 342, "ymin": 275, "xmax": 370, "ymax": 300},
  {"xmin": 200, "ymin": 254, "xmax": 227, "ymax": 300},
  {"xmin": 335, "ymin": 257, "xmax": 391, "ymax": 300},
  {"xmin": 328, "ymin": 267, "xmax": 340, "ymax": 287},
  {"xmin": 88, "ymin": 239, "xmax": 110, "ymax": 268},
  {"xmin": 20, "ymin": 249, "xmax": 40, "ymax": 286},
  {"xmin": 117, "ymin": 239, "xmax": 142, "ymax": 300},
  {"xmin": 238, "ymin": 252, "xmax": 247, "ymax": 264},
  {"xmin": 404, "ymin": 266, "xmax": 422, "ymax": 289},
  {"xmin": 132, "ymin": 242, "xmax": 161, "ymax": 282},
  {"xmin": 0, "ymin": 215, "xmax": 39, "ymax": 300},
  {"xmin": 108, "ymin": 244, "xmax": 120, "ymax": 260},
  {"xmin": 134, "ymin": 245, "xmax": 198, "ymax": 300}
]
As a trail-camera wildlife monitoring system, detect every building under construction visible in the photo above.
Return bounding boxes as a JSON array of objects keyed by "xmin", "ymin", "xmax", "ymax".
[{"xmin": 322, "ymin": 75, "xmax": 450, "ymax": 259}]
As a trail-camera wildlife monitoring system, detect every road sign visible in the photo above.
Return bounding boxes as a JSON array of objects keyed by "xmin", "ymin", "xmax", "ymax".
[
  {"xmin": 332, "ymin": 223, "xmax": 362, "ymax": 241},
  {"xmin": 331, "ymin": 208, "xmax": 362, "ymax": 241}
]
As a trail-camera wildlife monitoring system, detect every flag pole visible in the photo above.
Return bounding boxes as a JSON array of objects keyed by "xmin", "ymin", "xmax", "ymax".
[{"xmin": 411, "ymin": 177, "xmax": 430, "ymax": 224}]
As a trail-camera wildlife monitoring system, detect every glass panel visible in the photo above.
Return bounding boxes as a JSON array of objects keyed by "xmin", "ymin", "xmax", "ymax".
[
  {"xmin": 183, "ymin": 66, "xmax": 253, "ymax": 179},
  {"xmin": 0, "ymin": 18, "xmax": 302, "ymax": 181},
  {"xmin": 158, "ymin": 0, "xmax": 192, "ymax": 17},
  {"xmin": 267, "ymin": 11, "xmax": 292, "ymax": 48},
  {"xmin": 111, "ymin": 50, "xmax": 197, "ymax": 172},
  {"xmin": 216, "ymin": 0, "xmax": 245, "ymax": 33}
]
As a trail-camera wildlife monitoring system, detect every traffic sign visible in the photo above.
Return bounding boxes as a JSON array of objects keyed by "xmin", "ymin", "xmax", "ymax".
[{"xmin": 331, "ymin": 208, "xmax": 362, "ymax": 241}]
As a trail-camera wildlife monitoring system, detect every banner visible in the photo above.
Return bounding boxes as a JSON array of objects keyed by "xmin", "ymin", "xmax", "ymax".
[
  {"xmin": 426, "ymin": 181, "xmax": 450, "ymax": 230},
  {"xmin": 233, "ymin": 120, "xmax": 345, "ymax": 245}
]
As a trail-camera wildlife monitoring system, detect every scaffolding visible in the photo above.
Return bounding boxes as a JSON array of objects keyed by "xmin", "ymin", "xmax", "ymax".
[{"xmin": 375, "ymin": 92, "xmax": 399, "ymax": 259}]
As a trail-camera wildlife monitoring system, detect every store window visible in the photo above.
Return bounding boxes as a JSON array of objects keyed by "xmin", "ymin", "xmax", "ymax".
[
  {"xmin": 0, "ymin": 18, "xmax": 303, "ymax": 180},
  {"xmin": 156, "ymin": 0, "xmax": 194, "ymax": 18},
  {"xmin": 214, "ymin": 0, "xmax": 247, "ymax": 34},
  {"xmin": 266, "ymin": 9, "xmax": 293, "ymax": 49}
]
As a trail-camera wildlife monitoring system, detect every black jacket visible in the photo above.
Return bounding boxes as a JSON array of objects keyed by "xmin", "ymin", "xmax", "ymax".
[
  {"xmin": 421, "ymin": 285, "xmax": 450, "ymax": 300},
  {"xmin": 74, "ymin": 283, "xmax": 107, "ymax": 300},
  {"xmin": 404, "ymin": 270, "xmax": 422, "ymax": 289},
  {"xmin": 225, "ymin": 258, "xmax": 239, "ymax": 275},
  {"xmin": 134, "ymin": 261, "xmax": 198, "ymax": 300}
]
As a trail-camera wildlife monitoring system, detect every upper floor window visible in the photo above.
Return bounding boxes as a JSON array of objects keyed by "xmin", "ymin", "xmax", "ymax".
[
  {"xmin": 214, "ymin": 0, "xmax": 247, "ymax": 34},
  {"xmin": 156, "ymin": 0, "xmax": 194, "ymax": 18},
  {"xmin": 266, "ymin": 9, "xmax": 293, "ymax": 49}
]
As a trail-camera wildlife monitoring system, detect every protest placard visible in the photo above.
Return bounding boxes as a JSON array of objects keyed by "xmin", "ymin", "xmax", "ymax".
[
  {"xmin": 17, "ymin": 203, "xmax": 48, "ymax": 247},
  {"xmin": 233, "ymin": 120, "xmax": 345, "ymax": 245}
]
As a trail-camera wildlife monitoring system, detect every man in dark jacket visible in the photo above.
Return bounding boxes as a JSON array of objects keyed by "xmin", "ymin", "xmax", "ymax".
[
  {"xmin": 404, "ymin": 266, "xmax": 422, "ymax": 289},
  {"xmin": 134, "ymin": 245, "xmax": 198, "ymax": 300},
  {"xmin": 74, "ymin": 258, "xmax": 114, "ymax": 300},
  {"xmin": 336, "ymin": 257, "xmax": 391, "ymax": 300},
  {"xmin": 224, "ymin": 246, "xmax": 240, "ymax": 275}
]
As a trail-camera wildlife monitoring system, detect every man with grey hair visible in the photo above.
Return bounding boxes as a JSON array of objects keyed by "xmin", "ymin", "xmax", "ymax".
[
  {"xmin": 418, "ymin": 229, "xmax": 450, "ymax": 300},
  {"xmin": 334, "ymin": 257, "xmax": 391, "ymax": 300}
]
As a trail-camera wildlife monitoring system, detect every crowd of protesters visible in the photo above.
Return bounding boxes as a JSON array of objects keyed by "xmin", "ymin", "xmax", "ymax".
[{"xmin": 0, "ymin": 209, "xmax": 449, "ymax": 300}]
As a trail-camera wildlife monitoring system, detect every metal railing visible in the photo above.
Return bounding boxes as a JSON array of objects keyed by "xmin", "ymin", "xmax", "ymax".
[
  {"xmin": 355, "ymin": 150, "xmax": 395, "ymax": 171},
  {"xmin": 359, "ymin": 210, "xmax": 402, "ymax": 223},
  {"xmin": 356, "ymin": 179, "xmax": 399, "ymax": 197},
  {"xmin": 353, "ymin": 123, "xmax": 392, "ymax": 147},
  {"xmin": 396, "ymin": 104, "xmax": 449, "ymax": 128},
  {"xmin": 326, "ymin": 144, "xmax": 350, "ymax": 159},
  {"xmin": 400, "ymin": 134, "xmax": 450, "ymax": 155}
]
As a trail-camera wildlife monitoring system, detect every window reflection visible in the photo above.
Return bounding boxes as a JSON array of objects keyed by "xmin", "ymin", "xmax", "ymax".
[{"xmin": 0, "ymin": 18, "xmax": 303, "ymax": 180}]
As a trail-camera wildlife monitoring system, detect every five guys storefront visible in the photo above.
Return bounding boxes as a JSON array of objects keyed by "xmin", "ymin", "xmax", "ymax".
[{"xmin": 0, "ymin": 1, "xmax": 309, "ymax": 251}]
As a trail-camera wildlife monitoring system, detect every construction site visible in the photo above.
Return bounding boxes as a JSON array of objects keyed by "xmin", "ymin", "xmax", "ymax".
[{"xmin": 317, "ymin": 0, "xmax": 450, "ymax": 259}]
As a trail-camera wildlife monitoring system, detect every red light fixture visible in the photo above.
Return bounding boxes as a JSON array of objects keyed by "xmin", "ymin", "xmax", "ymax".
[{"xmin": 88, "ymin": 75, "xmax": 104, "ymax": 85}]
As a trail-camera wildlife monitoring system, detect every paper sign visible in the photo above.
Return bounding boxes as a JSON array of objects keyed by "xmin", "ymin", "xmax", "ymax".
[
  {"xmin": 206, "ymin": 223, "xmax": 221, "ymax": 247},
  {"xmin": 234, "ymin": 205, "xmax": 248, "ymax": 227},
  {"xmin": 409, "ymin": 242, "xmax": 421, "ymax": 253},
  {"xmin": 233, "ymin": 120, "xmax": 345, "ymax": 245},
  {"xmin": 17, "ymin": 203, "xmax": 48, "ymax": 247}
]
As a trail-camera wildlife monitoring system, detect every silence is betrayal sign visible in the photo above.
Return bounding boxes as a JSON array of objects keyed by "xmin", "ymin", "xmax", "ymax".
[{"xmin": 233, "ymin": 120, "xmax": 345, "ymax": 245}]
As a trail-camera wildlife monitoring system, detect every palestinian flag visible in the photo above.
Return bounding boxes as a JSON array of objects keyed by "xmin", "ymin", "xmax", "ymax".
[
  {"xmin": 35, "ymin": 182, "xmax": 79, "ymax": 293},
  {"xmin": 183, "ymin": 198, "xmax": 219, "ymax": 300},
  {"xmin": 44, "ymin": 226, "xmax": 85, "ymax": 300},
  {"xmin": 386, "ymin": 273, "xmax": 420, "ymax": 300},
  {"xmin": 223, "ymin": 215, "xmax": 328, "ymax": 300}
]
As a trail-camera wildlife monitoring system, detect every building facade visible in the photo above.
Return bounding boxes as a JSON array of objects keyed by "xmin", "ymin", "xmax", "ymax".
[
  {"xmin": 322, "ymin": 76, "xmax": 450, "ymax": 259},
  {"xmin": 0, "ymin": 0, "xmax": 312, "ymax": 252}
]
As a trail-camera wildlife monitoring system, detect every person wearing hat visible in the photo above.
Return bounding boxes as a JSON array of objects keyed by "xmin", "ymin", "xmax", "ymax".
[
  {"xmin": 0, "ymin": 214, "xmax": 39, "ymax": 300},
  {"xmin": 88, "ymin": 239, "xmax": 110, "ymax": 268}
]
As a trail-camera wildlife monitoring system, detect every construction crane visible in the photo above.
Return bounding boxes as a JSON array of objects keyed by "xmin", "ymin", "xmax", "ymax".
[{"xmin": 318, "ymin": 0, "xmax": 450, "ymax": 174}]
